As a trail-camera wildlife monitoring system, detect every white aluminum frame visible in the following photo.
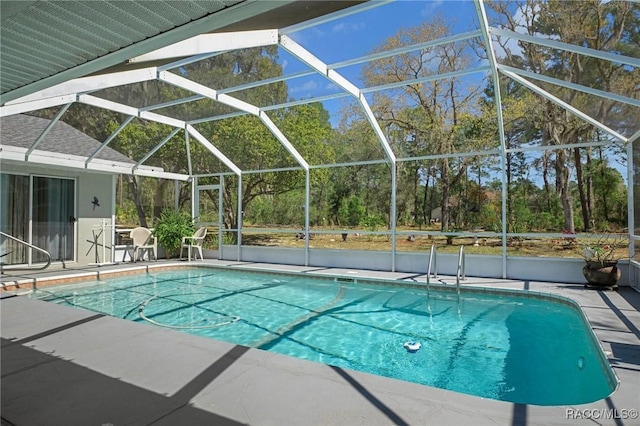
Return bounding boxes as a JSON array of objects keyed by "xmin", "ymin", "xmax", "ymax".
[{"xmin": 1, "ymin": 0, "xmax": 637, "ymax": 275}]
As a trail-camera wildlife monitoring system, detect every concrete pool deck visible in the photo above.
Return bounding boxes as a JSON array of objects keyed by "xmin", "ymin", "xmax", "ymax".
[{"xmin": 2, "ymin": 260, "xmax": 639, "ymax": 426}]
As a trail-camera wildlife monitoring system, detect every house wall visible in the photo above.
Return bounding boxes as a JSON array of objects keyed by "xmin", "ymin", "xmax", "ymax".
[
  {"xmin": 76, "ymin": 172, "xmax": 115, "ymax": 266},
  {"xmin": 1, "ymin": 162, "xmax": 115, "ymax": 267}
]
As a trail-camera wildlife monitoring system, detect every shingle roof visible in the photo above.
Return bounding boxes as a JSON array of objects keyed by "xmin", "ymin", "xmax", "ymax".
[{"xmin": 0, "ymin": 114, "xmax": 134, "ymax": 164}]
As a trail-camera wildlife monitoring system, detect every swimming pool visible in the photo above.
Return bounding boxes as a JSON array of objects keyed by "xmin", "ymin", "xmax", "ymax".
[{"xmin": 31, "ymin": 267, "xmax": 616, "ymax": 406}]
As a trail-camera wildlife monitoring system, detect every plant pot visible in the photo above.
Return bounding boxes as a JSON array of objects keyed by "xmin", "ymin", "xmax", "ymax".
[{"xmin": 582, "ymin": 260, "xmax": 621, "ymax": 290}]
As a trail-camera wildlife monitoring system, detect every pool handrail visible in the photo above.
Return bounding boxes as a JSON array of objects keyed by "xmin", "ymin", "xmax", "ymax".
[
  {"xmin": 0, "ymin": 231, "xmax": 52, "ymax": 273},
  {"xmin": 426, "ymin": 244, "xmax": 437, "ymax": 290},
  {"xmin": 455, "ymin": 245, "xmax": 466, "ymax": 294}
]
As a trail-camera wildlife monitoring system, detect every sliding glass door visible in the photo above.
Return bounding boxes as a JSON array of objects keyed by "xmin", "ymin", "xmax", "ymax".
[
  {"xmin": 0, "ymin": 173, "xmax": 75, "ymax": 265},
  {"xmin": 32, "ymin": 176, "xmax": 75, "ymax": 263}
]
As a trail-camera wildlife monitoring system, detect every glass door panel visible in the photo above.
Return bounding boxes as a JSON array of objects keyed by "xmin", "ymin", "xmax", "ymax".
[
  {"xmin": 32, "ymin": 177, "xmax": 75, "ymax": 263},
  {"xmin": 0, "ymin": 174, "xmax": 30, "ymax": 265}
]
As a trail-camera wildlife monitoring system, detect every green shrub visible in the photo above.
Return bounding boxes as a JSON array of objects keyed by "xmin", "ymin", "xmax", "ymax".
[{"xmin": 153, "ymin": 210, "xmax": 195, "ymax": 258}]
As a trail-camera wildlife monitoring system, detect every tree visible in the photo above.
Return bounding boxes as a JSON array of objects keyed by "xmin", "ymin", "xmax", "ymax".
[
  {"xmin": 487, "ymin": 0, "xmax": 639, "ymax": 233},
  {"xmin": 360, "ymin": 15, "xmax": 485, "ymax": 231}
]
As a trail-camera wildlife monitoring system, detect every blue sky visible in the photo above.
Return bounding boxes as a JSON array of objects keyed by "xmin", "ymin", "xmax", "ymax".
[
  {"xmin": 278, "ymin": 1, "xmax": 484, "ymax": 126},
  {"xmin": 268, "ymin": 1, "xmax": 630, "ymax": 184}
]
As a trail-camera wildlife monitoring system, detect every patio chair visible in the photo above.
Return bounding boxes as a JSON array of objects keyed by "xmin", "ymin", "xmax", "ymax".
[
  {"xmin": 130, "ymin": 227, "xmax": 157, "ymax": 262},
  {"xmin": 180, "ymin": 227, "xmax": 207, "ymax": 261}
]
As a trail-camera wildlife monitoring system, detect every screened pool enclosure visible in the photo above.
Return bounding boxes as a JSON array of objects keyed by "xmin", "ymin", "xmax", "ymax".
[{"xmin": 1, "ymin": 1, "xmax": 639, "ymax": 287}]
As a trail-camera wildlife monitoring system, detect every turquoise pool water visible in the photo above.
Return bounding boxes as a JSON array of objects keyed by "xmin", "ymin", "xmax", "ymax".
[{"xmin": 31, "ymin": 268, "xmax": 616, "ymax": 406}]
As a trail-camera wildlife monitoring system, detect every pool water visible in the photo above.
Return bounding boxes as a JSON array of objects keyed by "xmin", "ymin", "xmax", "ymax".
[{"xmin": 31, "ymin": 268, "xmax": 616, "ymax": 406}]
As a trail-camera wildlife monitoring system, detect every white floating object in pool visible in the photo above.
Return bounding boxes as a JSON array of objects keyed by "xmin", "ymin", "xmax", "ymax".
[
  {"xmin": 577, "ymin": 356, "xmax": 585, "ymax": 370},
  {"xmin": 403, "ymin": 341, "xmax": 421, "ymax": 353}
]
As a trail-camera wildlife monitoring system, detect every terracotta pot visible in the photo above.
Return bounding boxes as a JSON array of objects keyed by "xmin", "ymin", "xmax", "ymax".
[{"xmin": 582, "ymin": 260, "xmax": 621, "ymax": 288}]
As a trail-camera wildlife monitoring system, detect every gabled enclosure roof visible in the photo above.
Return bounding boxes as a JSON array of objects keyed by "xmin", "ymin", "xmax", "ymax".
[{"xmin": 1, "ymin": 0, "xmax": 638, "ymax": 180}]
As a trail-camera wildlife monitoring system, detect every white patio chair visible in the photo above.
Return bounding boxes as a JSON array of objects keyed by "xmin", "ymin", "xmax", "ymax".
[
  {"xmin": 130, "ymin": 227, "xmax": 157, "ymax": 262},
  {"xmin": 180, "ymin": 227, "xmax": 207, "ymax": 261}
]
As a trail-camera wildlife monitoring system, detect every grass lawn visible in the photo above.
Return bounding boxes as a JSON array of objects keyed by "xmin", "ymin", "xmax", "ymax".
[{"xmin": 202, "ymin": 225, "xmax": 627, "ymax": 260}]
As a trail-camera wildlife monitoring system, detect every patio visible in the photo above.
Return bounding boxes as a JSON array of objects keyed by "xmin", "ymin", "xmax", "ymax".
[{"xmin": 2, "ymin": 261, "xmax": 639, "ymax": 426}]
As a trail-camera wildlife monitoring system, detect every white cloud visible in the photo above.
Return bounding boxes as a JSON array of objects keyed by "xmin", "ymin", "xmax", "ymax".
[
  {"xmin": 289, "ymin": 80, "xmax": 319, "ymax": 94},
  {"xmin": 325, "ymin": 82, "xmax": 339, "ymax": 92},
  {"xmin": 331, "ymin": 21, "xmax": 366, "ymax": 34},
  {"xmin": 311, "ymin": 27, "xmax": 326, "ymax": 38},
  {"xmin": 420, "ymin": 0, "xmax": 444, "ymax": 17}
]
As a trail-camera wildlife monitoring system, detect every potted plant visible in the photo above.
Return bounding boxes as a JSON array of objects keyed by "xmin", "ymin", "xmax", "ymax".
[
  {"xmin": 153, "ymin": 210, "xmax": 195, "ymax": 259},
  {"xmin": 580, "ymin": 233, "xmax": 627, "ymax": 290}
]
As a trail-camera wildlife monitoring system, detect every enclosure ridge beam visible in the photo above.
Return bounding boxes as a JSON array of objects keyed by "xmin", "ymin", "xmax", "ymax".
[
  {"xmin": 79, "ymin": 94, "xmax": 139, "ymax": 117},
  {"xmin": 78, "ymin": 94, "xmax": 187, "ymax": 130},
  {"xmin": 186, "ymin": 124, "xmax": 242, "ymax": 176},
  {"xmin": 158, "ymin": 71, "xmax": 220, "ymax": 106},
  {"xmin": 85, "ymin": 116, "xmax": 135, "ymax": 166},
  {"xmin": 501, "ymin": 69, "xmax": 628, "ymax": 143},
  {"xmin": 499, "ymin": 64, "xmax": 640, "ymax": 108},
  {"xmin": 158, "ymin": 71, "xmax": 259, "ymax": 115},
  {"xmin": 0, "ymin": 94, "xmax": 77, "ymax": 117},
  {"xmin": 3, "ymin": 67, "xmax": 159, "ymax": 107},
  {"xmin": 490, "ymin": 27, "xmax": 640, "ymax": 68},
  {"xmin": 139, "ymin": 110, "xmax": 187, "ymax": 128}
]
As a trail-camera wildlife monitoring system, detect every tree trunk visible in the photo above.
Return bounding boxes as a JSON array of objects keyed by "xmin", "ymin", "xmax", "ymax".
[
  {"xmin": 440, "ymin": 160, "xmax": 451, "ymax": 231},
  {"xmin": 546, "ymin": 103, "xmax": 576, "ymax": 234},
  {"xmin": 542, "ymin": 150, "xmax": 552, "ymax": 212},
  {"xmin": 422, "ymin": 167, "xmax": 430, "ymax": 227},
  {"xmin": 153, "ymin": 179, "xmax": 168, "ymax": 222},
  {"xmin": 126, "ymin": 175, "xmax": 147, "ymax": 228},
  {"xmin": 574, "ymin": 147, "xmax": 590, "ymax": 231},
  {"xmin": 557, "ymin": 149, "xmax": 575, "ymax": 234},
  {"xmin": 222, "ymin": 184, "xmax": 238, "ymax": 243},
  {"xmin": 585, "ymin": 148, "xmax": 593, "ymax": 229},
  {"xmin": 599, "ymin": 147, "xmax": 609, "ymax": 222}
]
